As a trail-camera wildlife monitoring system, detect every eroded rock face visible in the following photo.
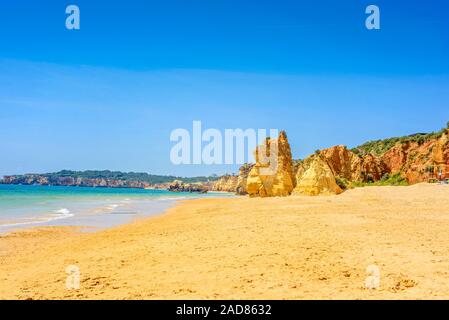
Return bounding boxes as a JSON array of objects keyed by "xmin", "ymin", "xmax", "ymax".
[
  {"xmin": 247, "ymin": 131, "xmax": 294, "ymax": 197},
  {"xmin": 293, "ymin": 157, "xmax": 315, "ymax": 186},
  {"xmin": 235, "ymin": 163, "xmax": 254, "ymax": 195},
  {"xmin": 380, "ymin": 133, "xmax": 449, "ymax": 184},
  {"xmin": 360, "ymin": 153, "xmax": 387, "ymax": 182},
  {"xmin": 244, "ymin": 129, "xmax": 449, "ymax": 196},
  {"xmin": 320, "ymin": 145, "xmax": 361, "ymax": 181},
  {"xmin": 318, "ymin": 145, "xmax": 387, "ymax": 183},
  {"xmin": 167, "ymin": 180, "xmax": 208, "ymax": 193},
  {"xmin": 431, "ymin": 130, "xmax": 449, "ymax": 180},
  {"xmin": 211, "ymin": 175, "xmax": 238, "ymax": 192},
  {"xmin": 292, "ymin": 157, "xmax": 342, "ymax": 196}
]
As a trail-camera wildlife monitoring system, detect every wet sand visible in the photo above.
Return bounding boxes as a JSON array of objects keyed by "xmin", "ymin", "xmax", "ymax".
[{"xmin": 1, "ymin": 184, "xmax": 449, "ymax": 299}]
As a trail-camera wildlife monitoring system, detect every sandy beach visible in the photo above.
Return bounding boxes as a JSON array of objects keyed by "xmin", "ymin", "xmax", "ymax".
[{"xmin": 1, "ymin": 183, "xmax": 449, "ymax": 300}]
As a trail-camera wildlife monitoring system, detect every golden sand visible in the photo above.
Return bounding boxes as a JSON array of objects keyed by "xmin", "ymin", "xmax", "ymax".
[{"xmin": 1, "ymin": 184, "xmax": 449, "ymax": 300}]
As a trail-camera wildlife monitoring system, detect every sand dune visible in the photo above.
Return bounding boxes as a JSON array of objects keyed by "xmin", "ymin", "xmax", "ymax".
[{"xmin": 1, "ymin": 184, "xmax": 449, "ymax": 299}]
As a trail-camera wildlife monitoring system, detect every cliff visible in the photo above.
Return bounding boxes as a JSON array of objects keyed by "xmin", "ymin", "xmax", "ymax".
[
  {"xmin": 0, "ymin": 174, "xmax": 152, "ymax": 189},
  {"xmin": 241, "ymin": 125, "xmax": 449, "ymax": 197},
  {"xmin": 0, "ymin": 170, "xmax": 219, "ymax": 190},
  {"xmin": 211, "ymin": 175, "xmax": 238, "ymax": 192},
  {"xmin": 167, "ymin": 180, "xmax": 209, "ymax": 193}
]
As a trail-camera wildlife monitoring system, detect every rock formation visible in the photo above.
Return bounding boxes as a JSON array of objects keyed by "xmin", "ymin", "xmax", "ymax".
[
  {"xmin": 293, "ymin": 157, "xmax": 314, "ymax": 186},
  {"xmin": 235, "ymin": 163, "xmax": 254, "ymax": 195},
  {"xmin": 432, "ymin": 130, "xmax": 449, "ymax": 179},
  {"xmin": 211, "ymin": 175, "xmax": 238, "ymax": 192},
  {"xmin": 0, "ymin": 174, "xmax": 152, "ymax": 189},
  {"xmin": 247, "ymin": 131, "xmax": 294, "ymax": 197},
  {"xmin": 381, "ymin": 130, "xmax": 449, "ymax": 184},
  {"xmin": 319, "ymin": 145, "xmax": 362, "ymax": 181},
  {"xmin": 318, "ymin": 145, "xmax": 386, "ymax": 183},
  {"xmin": 244, "ymin": 127, "xmax": 449, "ymax": 197},
  {"xmin": 167, "ymin": 180, "xmax": 208, "ymax": 193},
  {"xmin": 292, "ymin": 157, "xmax": 343, "ymax": 196}
]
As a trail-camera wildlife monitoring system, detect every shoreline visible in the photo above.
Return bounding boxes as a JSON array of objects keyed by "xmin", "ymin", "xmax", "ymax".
[
  {"xmin": 0, "ymin": 185, "xmax": 236, "ymax": 235},
  {"xmin": 1, "ymin": 184, "xmax": 449, "ymax": 299}
]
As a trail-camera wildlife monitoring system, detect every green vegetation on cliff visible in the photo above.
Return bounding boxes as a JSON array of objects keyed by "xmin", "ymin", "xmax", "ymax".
[
  {"xmin": 352, "ymin": 126, "xmax": 448, "ymax": 156},
  {"xmin": 351, "ymin": 173, "xmax": 408, "ymax": 187},
  {"xmin": 6, "ymin": 170, "xmax": 219, "ymax": 184}
]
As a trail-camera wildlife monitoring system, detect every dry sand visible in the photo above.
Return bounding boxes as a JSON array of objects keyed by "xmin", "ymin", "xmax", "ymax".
[{"xmin": 1, "ymin": 183, "xmax": 449, "ymax": 300}]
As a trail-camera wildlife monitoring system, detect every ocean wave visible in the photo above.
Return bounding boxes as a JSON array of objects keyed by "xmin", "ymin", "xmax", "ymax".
[
  {"xmin": 55, "ymin": 208, "xmax": 71, "ymax": 215},
  {"xmin": 0, "ymin": 208, "xmax": 74, "ymax": 228},
  {"xmin": 156, "ymin": 196, "xmax": 187, "ymax": 201}
]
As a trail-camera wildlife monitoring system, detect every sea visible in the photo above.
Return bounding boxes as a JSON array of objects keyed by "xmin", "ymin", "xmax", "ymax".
[{"xmin": 0, "ymin": 184, "xmax": 234, "ymax": 233}]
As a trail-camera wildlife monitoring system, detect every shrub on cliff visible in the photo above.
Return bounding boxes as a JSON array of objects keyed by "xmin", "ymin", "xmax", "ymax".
[
  {"xmin": 335, "ymin": 176, "xmax": 352, "ymax": 190},
  {"xmin": 352, "ymin": 173, "xmax": 408, "ymax": 187},
  {"xmin": 352, "ymin": 123, "xmax": 449, "ymax": 157}
]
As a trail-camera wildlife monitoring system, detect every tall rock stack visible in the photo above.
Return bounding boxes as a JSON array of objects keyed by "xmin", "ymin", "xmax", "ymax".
[
  {"xmin": 235, "ymin": 163, "xmax": 254, "ymax": 195},
  {"xmin": 247, "ymin": 131, "xmax": 294, "ymax": 197}
]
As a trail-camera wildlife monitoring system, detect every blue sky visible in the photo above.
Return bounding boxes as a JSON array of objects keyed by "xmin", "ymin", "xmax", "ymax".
[{"xmin": 1, "ymin": 0, "xmax": 449, "ymax": 177}]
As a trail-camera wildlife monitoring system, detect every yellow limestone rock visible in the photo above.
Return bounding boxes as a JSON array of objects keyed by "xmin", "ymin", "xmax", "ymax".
[
  {"xmin": 246, "ymin": 131, "xmax": 294, "ymax": 197},
  {"xmin": 235, "ymin": 163, "xmax": 254, "ymax": 195},
  {"xmin": 292, "ymin": 157, "xmax": 343, "ymax": 196},
  {"xmin": 212, "ymin": 175, "xmax": 238, "ymax": 192}
]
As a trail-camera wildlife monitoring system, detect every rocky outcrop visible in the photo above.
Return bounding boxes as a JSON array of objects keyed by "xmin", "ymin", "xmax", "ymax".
[
  {"xmin": 381, "ymin": 131, "xmax": 449, "ymax": 184},
  {"xmin": 167, "ymin": 180, "xmax": 208, "ymax": 193},
  {"xmin": 211, "ymin": 175, "xmax": 238, "ymax": 192},
  {"xmin": 319, "ymin": 145, "xmax": 362, "ymax": 181},
  {"xmin": 292, "ymin": 157, "xmax": 342, "ymax": 196},
  {"xmin": 247, "ymin": 131, "xmax": 294, "ymax": 197},
  {"xmin": 293, "ymin": 157, "xmax": 314, "ymax": 186},
  {"xmin": 235, "ymin": 163, "xmax": 254, "ymax": 195},
  {"xmin": 318, "ymin": 145, "xmax": 386, "ymax": 183},
  {"xmin": 360, "ymin": 153, "xmax": 386, "ymax": 182},
  {"xmin": 243, "ymin": 127, "xmax": 449, "ymax": 197}
]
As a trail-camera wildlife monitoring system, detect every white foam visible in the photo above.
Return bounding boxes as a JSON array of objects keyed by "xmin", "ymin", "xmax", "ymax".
[
  {"xmin": 0, "ymin": 208, "xmax": 74, "ymax": 228},
  {"xmin": 157, "ymin": 196, "xmax": 187, "ymax": 201},
  {"xmin": 55, "ymin": 208, "xmax": 71, "ymax": 215}
]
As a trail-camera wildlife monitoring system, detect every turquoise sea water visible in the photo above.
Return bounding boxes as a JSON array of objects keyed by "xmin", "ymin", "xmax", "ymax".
[{"xmin": 0, "ymin": 184, "xmax": 233, "ymax": 233}]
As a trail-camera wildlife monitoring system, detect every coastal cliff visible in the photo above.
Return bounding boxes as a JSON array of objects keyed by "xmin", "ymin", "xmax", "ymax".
[
  {"xmin": 167, "ymin": 180, "xmax": 209, "ymax": 193},
  {"xmin": 0, "ymin": 170, "xmax": 218, "ymax": 192},
  {"xmin": 2, "ymin": 126, "xmax": 448, "ymax": 196},
  {"xmin": 211, "ymin": 175, "xmax": 238, "ymax": 192},
  {"xmin": 0, "ymin": 174, "xmax": 152, "ymax": 189},
  {"xmin": 244, "ymin": 125, "xmax": 449, "ymax": 197}
]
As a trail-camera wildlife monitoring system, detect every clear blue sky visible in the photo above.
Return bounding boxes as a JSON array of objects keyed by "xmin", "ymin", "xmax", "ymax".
[{"xmin": 1, "ymin": 0, "xmax": 449, "ymax": 177}]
